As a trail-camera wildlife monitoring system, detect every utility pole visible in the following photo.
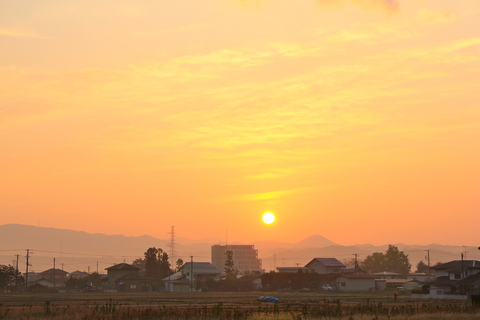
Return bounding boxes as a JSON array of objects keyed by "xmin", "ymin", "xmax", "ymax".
[
  {"xmin": 353, "ymin": 254, "xmax": 359, "ymax": 269},
  {"xmin": 424, "ymin": 250, "xmax": 430, "ymax": 269},
  {"xmin": 273, "ymin": 252, "xmax": 277, "ymax": 271},
  {"xmin": 25, "ymin": 249, "xmax": 31, "ymax": 290},
  {"xmin": 96, "ymin": 261, "xmax": 99, "ymax": 274},
  {"xmin": 53, "ymin": 258, "xmax": 56, "ymax": 292},
  {"xmin": 190, "ymin": 256, "xmax": 194, "ymax": 293},
  {"xmin": 15, "ymin": 254, "xmax": 19, "ymax": 293},
  {"xmin": 461, "ymin": 253, "xmax": 465, "ymax": 295}
]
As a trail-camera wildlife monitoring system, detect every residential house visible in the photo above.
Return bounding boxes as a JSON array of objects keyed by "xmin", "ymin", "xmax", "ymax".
[
  {"xmin": 305, "ymin": 258, "xmax": 345, "ymax": 274},
  {"xmin": 69, "ymin": 270, "xmax": 90, "ymax": 280},
  {"xmin": 104, "ymin": 263, "xmax": 141, "ymax": 290},
  {"xmin": 29, "ymin": 268, "xmax": 69, "ymax": 289},
  {"xmin": 38, "ymin": 268, "xmax": 69, "ymax": 283},
  {"xmin": 163, "ymin": 262, "xmax": 221, "ymax": 292},
  {"xmin": 336, "ymin": 274, "xmax": 376, "ymax": 292},
  {"xmin": 238, "ymin": 273, "xmax": 263, "ymax": 291},
  {"xmin": 411, "ymin": 260, "xmax": 480, "ymax": 300},
  {"xmin": 116, "ymin": 272, "xmax": 150, "ymax": 292}
]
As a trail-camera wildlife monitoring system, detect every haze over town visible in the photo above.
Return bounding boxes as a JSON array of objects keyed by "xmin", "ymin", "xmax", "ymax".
[{"xmin": 1, "ymin": 0, "xmax": 480, "ymax": 250}]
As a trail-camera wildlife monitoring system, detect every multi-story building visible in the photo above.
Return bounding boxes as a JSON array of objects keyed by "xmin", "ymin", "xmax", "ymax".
[{"xmin": 211, "ymin": 245, "xmax": 263, "ymax": 274}]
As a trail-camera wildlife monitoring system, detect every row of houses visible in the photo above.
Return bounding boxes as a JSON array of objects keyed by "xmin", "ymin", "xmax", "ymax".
[
  {"xmin": 24, "ymin": 243, "xmax": 480, "ymax": 299},
  {"xmin": 26, "ymin": 258, "xmax": 378, "ymax": 293}
]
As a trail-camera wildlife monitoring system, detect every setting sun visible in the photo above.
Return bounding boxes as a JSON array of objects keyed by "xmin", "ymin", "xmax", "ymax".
[{"xmin": 262, "ymin": 212, "xmax": 276, "ymax": 225}]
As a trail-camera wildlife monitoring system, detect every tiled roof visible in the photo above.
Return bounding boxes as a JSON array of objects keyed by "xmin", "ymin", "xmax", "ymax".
[
  {"xmin": 105, "ymin": 263, "xmax": 140, "ymax": 271},
  {"xmin": 39, "ymin": 268, "xmax": 69, "ymax": 275},
  {"xmin": 238, "ymin": 274, "xmax": 262, "ymax": 282},
  {"xmin": 180, "ymin": 262, "xmax": 221, "ymax": 275},
  {"xmin": 372, "ymin": 272, "xmax": 401, "ymax": 276},
  {"xmin": 339, "ymin": 274, "xmax": 375, "ymax": 279},
  {"xmin": 431, "ymin": 260, "xmax": 480, "ymax": 271},
  {"xmin": 453, "ymin": 272, "xmax": 480, "ymax": 287},
  {"xmin": 305, "ymin": 258, "xmax": 345, "ymax": 268},
  {"xmin": 117, "ymin": 272, "xmax": 148, "ymax": 281}
]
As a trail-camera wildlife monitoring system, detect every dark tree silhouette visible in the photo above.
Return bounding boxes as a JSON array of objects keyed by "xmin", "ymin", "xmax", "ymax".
[
  {"xmin": 415, "ymin": 260, "xmax": 430, "ymax": 273},
  {"xmin": 361, "ymin": 245, "xmax": 411, "ymax": 274},
  {"xmin": 0, "ymin": 264, "xmax": 23, "ymax": 292},
  {"xmin": 144, "ymin": 247, "xmax": 171, "ymax": 279}
]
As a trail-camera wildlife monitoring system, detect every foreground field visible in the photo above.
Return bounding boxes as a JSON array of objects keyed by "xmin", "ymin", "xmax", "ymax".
[{"xmin": 0, "ymin": 291, "xmax": 478, "ymax": 319}]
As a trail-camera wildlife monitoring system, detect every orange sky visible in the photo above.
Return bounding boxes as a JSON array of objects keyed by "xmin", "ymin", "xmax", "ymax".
[{"xmin": 1, "ymin": 0, "xmax": 480, "ymax": 246}]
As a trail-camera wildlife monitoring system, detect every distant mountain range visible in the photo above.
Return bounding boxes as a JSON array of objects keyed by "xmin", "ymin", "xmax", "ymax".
[{"xmin": 0, "ymin": 224, "xmax": 475, "ymax": 274}]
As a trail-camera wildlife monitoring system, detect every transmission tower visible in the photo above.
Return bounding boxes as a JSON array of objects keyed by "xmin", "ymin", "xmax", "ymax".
[{"xmin": 167, "ymin": 226, "xmax": 176, "ymax": 269}]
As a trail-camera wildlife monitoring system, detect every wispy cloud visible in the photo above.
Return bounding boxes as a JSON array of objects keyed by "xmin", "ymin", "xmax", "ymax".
[
  {"xmin": 228, "ymin": 186, "xmax": 320, "ymax": 202},
  {"xmin": 316, "ymin": 0, "xmax": 399, "ymax": 12},
  {"xmin": 0, "ymin": 28, "xmax": 46, "ymax": 39}
]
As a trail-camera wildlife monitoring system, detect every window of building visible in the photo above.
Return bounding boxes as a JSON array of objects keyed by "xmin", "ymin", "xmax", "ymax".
[
  {"xmin": 341, "ymin": 282, "xmax": 346, "ymax": 287},
  {"xmin": 130, "ymin": 285, "xmax": 136, "ymax": 289},
  {"xmin": 454, "ymin": 273, "xmax": 461, "ymax": 279}
]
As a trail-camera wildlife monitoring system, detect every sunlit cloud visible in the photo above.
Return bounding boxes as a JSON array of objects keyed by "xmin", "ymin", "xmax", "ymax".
[
  {"xmin": 229, "ymin": 186, "xmax": 320, "ymax": 202},
  {"xmin": 316, "ymin": 0, "xmax": 399, "ymax": 12},
  {"xmin": 0, "ymin": 28, "xmax": 46, "ymax": 39}
]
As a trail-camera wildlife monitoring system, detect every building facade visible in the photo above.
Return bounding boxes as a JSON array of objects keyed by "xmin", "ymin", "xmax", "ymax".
[{"xmin": 211, "ymin": 245, "xmax": 263, "ymax": 274}]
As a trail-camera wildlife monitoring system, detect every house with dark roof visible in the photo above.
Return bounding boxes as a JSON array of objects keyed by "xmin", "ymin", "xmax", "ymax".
[
  {"xmin": 238, "ymin": 273, "xmax": 263, "ymax": 291},
  {"xmin": 104, "ymin": 263, "xmax": 141, "ymax": 290},
  {"xmin": 162, "ymin": 262, "xmax": 221, "ymax": 292},
  {"xmin": 411, "ymin": 260, "xmax": 480, "ymax": 300},
  {"xmin": 69, "ymin": 270, "xmax": 90, "ymax": 280},
  {"xmin": 116, "ymin": 272, "xmax": 151, "ymax": 292},
  {"xmin": 27, "ymin": 268, "xmax": 69, "ymax": 290},
  {"xmin": 305, "ymin": 258, "xmax": 345, "ymax": 274},
  {"xmin": 38, "ymin": 268, "xmax": 69, "ymax": 283}
]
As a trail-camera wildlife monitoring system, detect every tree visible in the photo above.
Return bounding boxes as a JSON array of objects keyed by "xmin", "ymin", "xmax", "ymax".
[
  {"xmin": 384, "ymin": 245, "xmax": 411, "ymax": 274},
  {"xmin": 65, "ymin": 272, "xmax": 103, "ymax": 291},
  {"xmin": 361, "ymin": 252, "xmax": 386, "ymax": 274},
  {"xmin": 132, "ymin": 257, "xmax": 146, "ymax": 269},
  {"xmin": 341, "ymin": 258, "xmax": 357, "ymax": 269},
  {"xmin": 224, "ymin": 251, "xmax": 236, "ymax": 282},
  {"xmin": 0, "ymin": 264, "xmax": 23, "ymax": 292},
  {"xmin": 415, "ymin": 260, "xmax": 430, "ymax": 273},
  {"xmin": 144, "ymin": 247, "xmax": 171, "ymax": 279},
  {"xmin": 225, "ymin": 251, "xmax": 234, "ymax": 274},
  {"xmin": 175, "ymin": 258, "xmax": 184, "ymax": 271},
  {"xmin": 361, "ymin": 245, "xmax": 411, "ymax": 274}
]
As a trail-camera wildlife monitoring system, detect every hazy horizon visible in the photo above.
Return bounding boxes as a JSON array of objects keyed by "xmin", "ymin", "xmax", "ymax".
[
  {"xmin": 1, "ymin": 223, "xmax": 478, "ymax": 248},
  {"xmin": 1, "ymin": 1, "xmax": 480, "ymax": 247},
  {"xmin": 2, "ymin": 223, "xmax": 478, "ymax": 274}
]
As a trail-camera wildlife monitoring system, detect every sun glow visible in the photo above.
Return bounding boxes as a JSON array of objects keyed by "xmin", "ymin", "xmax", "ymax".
[{"xmin": 262, "ymin": 212, "xmax": 276, "ymax": 224}]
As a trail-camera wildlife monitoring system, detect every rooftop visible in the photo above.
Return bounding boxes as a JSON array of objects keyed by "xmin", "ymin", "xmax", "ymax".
[
  {"xmin": 105, "ymin": 263, "xmax": 140, "ymax": 271},
  {"xmin": 305, "ymin": 258, "xmax": 345, "ymax": 268}
]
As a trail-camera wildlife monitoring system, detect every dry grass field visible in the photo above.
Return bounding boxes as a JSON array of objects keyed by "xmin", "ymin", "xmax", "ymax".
[{"xmin": 0, "ymin": 291, "xmax": 478, "ymax": 319}]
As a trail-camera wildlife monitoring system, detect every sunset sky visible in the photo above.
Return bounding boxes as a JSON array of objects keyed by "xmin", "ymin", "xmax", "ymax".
[{"xmin": 1, "ymin": 0, "xmax": 479, "ymax": 247}]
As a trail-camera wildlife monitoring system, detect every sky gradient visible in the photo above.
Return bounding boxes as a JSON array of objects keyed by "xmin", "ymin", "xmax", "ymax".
[{"xmin": 1, "ymin": 0, "xmax": 479, "ymax": 246}]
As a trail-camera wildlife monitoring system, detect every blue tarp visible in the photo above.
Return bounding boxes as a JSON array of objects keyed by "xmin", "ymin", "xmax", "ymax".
[{"xmin": 257, "ymin": 296, "xmax": 281, "ymax": 303}]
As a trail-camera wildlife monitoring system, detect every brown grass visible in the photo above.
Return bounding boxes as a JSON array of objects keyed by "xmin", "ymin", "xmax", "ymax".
[{"xmin": 0, "ymin": 291, "xmax": 477, "ymax": 319}]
